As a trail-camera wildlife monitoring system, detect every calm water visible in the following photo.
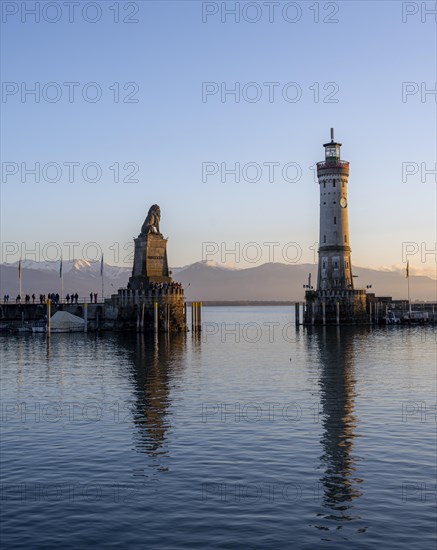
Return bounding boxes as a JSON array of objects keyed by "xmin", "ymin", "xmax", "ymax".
[{"xmin": 1, "ymin": 307, "xmax": 436, "ymax": 549}]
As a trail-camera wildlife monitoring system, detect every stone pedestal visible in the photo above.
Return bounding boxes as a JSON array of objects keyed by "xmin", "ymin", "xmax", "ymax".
[{"xmin": 129, "ymin": 233, "xmax": 172, "ymax": 290}]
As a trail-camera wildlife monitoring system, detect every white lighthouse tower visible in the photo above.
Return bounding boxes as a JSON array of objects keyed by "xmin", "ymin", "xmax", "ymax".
[{"xmin": 304, "ymin": 129, "xmax": 367, "ymax": 324}]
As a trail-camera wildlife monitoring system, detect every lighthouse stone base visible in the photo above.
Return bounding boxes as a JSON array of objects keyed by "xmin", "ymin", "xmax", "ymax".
[{"xmin": 304, "ymin": 289, "xmax": 367, "ymax": 325}]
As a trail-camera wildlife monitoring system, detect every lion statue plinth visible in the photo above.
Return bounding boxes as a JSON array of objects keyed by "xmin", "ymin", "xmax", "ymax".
[{"xmin": 140, "ymin": 204, "xmax": 161, "ymax": 236}]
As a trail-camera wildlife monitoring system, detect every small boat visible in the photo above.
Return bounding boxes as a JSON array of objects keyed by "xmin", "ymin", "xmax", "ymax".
[
  {"xmin": 402, "ymin": 311, "xmax": 429, "ymax": 324},
  {"xmin": 32, "ymin": 322, "xmax": 46, "ymax": 333},
  {"xmin": 384, "ymin": 311, "xmax": 400, "ymax": 325},
  {"xmin": 15, "ymin": 326, "xmax": 32, "ymax": 333}
]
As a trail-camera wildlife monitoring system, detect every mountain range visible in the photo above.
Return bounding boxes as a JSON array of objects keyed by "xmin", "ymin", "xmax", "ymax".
[{"xmin": 1, "ymin": 260, "xmax": 435, "ymax": 302}]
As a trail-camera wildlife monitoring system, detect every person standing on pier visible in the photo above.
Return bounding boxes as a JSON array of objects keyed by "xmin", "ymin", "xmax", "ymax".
[
  {"xmin": 32, "ymin": 293, "xmax": 35, "ymax": 304},
  {"xmin": 89, "ymin": 292, "xmax": 93, "ymax": 303},
  {"xmin": 94, "ymin": 293, "xmax": 98, "ymax": 303},
  {"xmin": 66, "ymin": 294, "xmax": 70, "ymax": 304}
]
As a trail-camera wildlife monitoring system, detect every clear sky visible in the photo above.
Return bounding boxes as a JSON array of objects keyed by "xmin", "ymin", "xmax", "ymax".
[{"xmin": 1, "ymin": 1, "xmax": 436, "ymax": 276}]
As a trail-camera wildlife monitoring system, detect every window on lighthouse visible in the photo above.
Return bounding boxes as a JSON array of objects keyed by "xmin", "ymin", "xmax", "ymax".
[
  {"xmin": 344, "ymin": 235, "xmax": 347, "ymax": 243},
  {"xmin": 333, "ymin": 180, "xmax": 336, "ymax": 188},
  {"xmin": 323, "ymin": 235, "xmax": 326, "ymax": 243},
  {"xmin": 334, "ymin": 216, "xmax": 337, "ymax": 224}
]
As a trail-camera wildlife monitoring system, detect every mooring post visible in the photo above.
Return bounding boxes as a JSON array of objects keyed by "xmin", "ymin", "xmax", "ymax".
[
  {"xmin": 336, "ymin": 301, "xmax": 340, "ymax": 325},
  {"xmin": 198, "ymin": 302, "xmax": 202, "ymax": 332},
  {"xmin": 47, "ymin": 298, "xmax": 51, "ymax": 336},
  {"xmin": 84, "ymin": 302, "xmax": 88, "ymax": 333},
  {"xmin": 184, "ymin": 302, "xmax": 188, "ymax": 328},
  {"xmin": 295, "ymin": 302, "xmax": 300, "ymax": 326},
  {"xmin": 141, "ymin": 303, "xmax": 145, "ymax": 332},
  {"xmin": 136, "ymin": 307, "xmax": 140, "ymax": 332},
  {"xmin": 385, "ymin": 305, "xmax": 389, "ymax": 324},
  {"xmin": 322, "ymin": 301, "xmax": 326, "ymax": 326},
  {"xmin": 191, "ymin": 302, "xmax": 195, "ymax": 333},
  {"xmin": 369, "ymin": 302, "xmax": 372, "ymax": 326},
  {"xmin": 154, "ymin": 302, "xmax": 158, "ymax": 333},
  {"xmin": 165, "ymin": 304, "xmax": 170, "ymax": 332},
  {"xmin": 311, "ymin": 303, "xmax": 315, "ymax": 325}
]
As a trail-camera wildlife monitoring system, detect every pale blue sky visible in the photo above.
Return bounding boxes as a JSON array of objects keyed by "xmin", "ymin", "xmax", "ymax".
[{"xmin": 1, "ymin": 1, "xmax": 436, "ymax": 275}]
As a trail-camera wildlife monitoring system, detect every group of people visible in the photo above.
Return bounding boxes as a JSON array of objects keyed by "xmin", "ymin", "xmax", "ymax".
[
  {"xmin": 65, "ymin": 293, "xmax": 80, "ymax": 304},
  {"xmin": 3, "ymin": 292, "xmax": 86, "ymax": 304},
  {"xmin": 124, "ymin": 281, "xmax": 183, "ymax": 294},
  {"xmin": 148, "ymin": 282, "xmax": 182, "ymax": 292}
]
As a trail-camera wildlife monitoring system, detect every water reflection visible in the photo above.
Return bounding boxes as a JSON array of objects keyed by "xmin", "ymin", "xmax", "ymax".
[
  {"xmin": 118, "ymin": 334, "xmax": 185, "ymax": 460},
  {"xmin": 311, "ymin": 327, "xmax": 366, "ymax": 533}
]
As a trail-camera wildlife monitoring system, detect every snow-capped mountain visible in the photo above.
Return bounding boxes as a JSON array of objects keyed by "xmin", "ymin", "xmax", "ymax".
[
  {"xmin": 1, "ymin": 260, "xmax": 435, "ymax": 301},
  {"xmin": 8, "ymin": 259, "xmax": 130, "ymax": 280}
]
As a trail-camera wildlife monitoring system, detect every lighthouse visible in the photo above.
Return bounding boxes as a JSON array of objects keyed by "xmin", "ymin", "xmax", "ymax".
[{"xmin": 304, "ymin": 129, "xmax": 367, "ymax": 324}]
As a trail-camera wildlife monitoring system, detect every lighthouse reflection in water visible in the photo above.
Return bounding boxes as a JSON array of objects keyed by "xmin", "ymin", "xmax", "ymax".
[{"xmin": 1, "ymin": 307, "xmax": 435, "ymax": 548}]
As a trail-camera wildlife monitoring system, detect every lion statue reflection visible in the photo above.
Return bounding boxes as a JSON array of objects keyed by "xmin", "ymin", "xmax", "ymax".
[{"xmin": 140, "ymin": 204, "xmax": 161, "ymax": 236}]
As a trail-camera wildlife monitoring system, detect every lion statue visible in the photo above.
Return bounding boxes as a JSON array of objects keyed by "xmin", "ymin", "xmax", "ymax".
[{"xmin": 141, "ymin": 204, "xmax": 161, "ymax": 235}]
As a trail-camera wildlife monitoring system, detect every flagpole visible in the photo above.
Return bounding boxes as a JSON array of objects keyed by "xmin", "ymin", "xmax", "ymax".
[
  {"xmin": 407, "ymin": 261, "xmax": 411, "ymax": 318},
  {"xmin": 101, "ymin": 254, "xmax": 104, "ymax": 303},
  {"xmin": 18, "ymin": 257, "xmax": 22, "ymax": 301},
  {"xmin": 60, "ymin": 256, "xmax": 64, "ymax": 303}
]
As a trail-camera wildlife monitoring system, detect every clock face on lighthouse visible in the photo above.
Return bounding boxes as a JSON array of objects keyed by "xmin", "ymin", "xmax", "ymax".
[{"xmin": 340, "ymin": 197, "xmax": 347, "ymax": 208}]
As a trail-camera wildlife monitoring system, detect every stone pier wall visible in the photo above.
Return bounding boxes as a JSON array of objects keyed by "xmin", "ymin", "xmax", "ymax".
[
  {"xmin": 0, "ymin": 291, "xmax": 187, "ymax": 333},
  {"xmin": 108, "ymin": 291, "xmax": 186, "ymax": 332}
]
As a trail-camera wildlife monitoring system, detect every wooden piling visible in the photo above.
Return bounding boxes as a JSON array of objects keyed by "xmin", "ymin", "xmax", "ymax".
[
  {"xmin": 198, "ymin": 302, "xmax": 202, "ymax": 332},
  {"xmin": 84, "ymin": 302, "xmax": 88, "ymax": 333},
  {"xmin": 47, "ymin": 299, "xmax": 51, "ymax": 336},
  {"xmin": 154, "ymin": 302, "xmax": 158, "ymax": 333},
  {"xmin": 322, "ymin": 301, "xmax": 326, "ymax": 326},
  {"xmin": 336, "ymin": 301, "xmax": 340, "ymax": 325},
  {"xmin": 165, "ymin": 304, "xmax": 170, "ymax": 332},
  {"xmin": 295, "ymin": 302, "xmax": 300, "ymax": 326}
]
